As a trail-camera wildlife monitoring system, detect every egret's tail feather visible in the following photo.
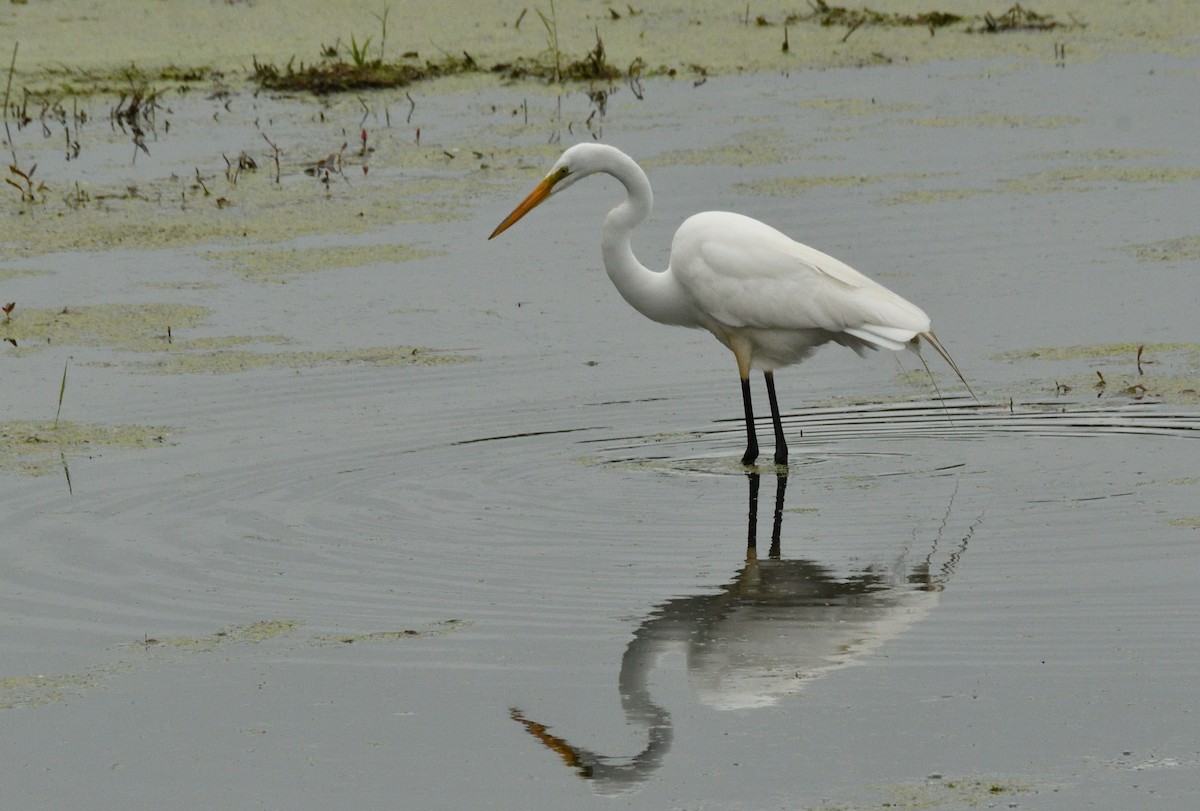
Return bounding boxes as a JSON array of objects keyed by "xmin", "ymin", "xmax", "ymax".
[
  {"xmin": 919, "ymin": 330, "xmax": 978, "ymax": 403},
  {"xmin": 844, "ymin": 325, "xmax": 915, "ymax": 352}
]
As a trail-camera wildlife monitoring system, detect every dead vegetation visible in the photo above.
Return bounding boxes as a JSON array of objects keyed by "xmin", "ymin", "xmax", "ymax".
[
  {"xmin": 8, "ymin": 3, "xmax": 1082, "ymax": 102},
  {"xmin": 252, "ymin": 1, "xmax": 1083, "ymax": 93},
  {"xmin": 110, "ymin": 73, "xmax": 163, "ymax": 163},
  {"xmin": 790, "ymin": 1, "xmax": 964, "ymax": 34},
  {"xmin": 787, "ymin": 2, "xmax": 1081, "ymax": 37},
  {"xmin": 969, "ymin": 3, "xmax": 1080, "ymax": 33},
  {"xmin": 252, "ymin": 54, "xmax": 437, "ymax": 95},
  {"xmin": 253, "ymin": 28, "xmax": 622, "ymax": 95}
]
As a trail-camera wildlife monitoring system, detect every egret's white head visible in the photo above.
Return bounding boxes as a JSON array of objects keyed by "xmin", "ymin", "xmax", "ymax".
[{"xmin": 488, "ymin": 143, "xmax": 627, "ymax": 239}]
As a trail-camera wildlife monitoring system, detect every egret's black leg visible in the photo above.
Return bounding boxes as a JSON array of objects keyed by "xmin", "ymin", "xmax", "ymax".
[
  {"xmin": 764, "ymin": 371, "xmax": 787, "ymax": 466},
  {"xmin": 769, "ymin": 471, "xmax": 787, "ymax": 559},
  {"xmin": 740, "ymin": 377, "xmax": 759, "ymax": 465},
  {"xmin": 746, "ymin": 471, "xmax": 760, "ymax": 549}
]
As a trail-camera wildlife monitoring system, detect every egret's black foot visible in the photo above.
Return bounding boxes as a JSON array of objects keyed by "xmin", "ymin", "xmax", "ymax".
[
  {"xmin": 773, "ymin": 450, "xmax": 788, "ymax": 466},
  {"xmin": 741, "ymin": 445, "xmax": 759, "ymax": 466}
]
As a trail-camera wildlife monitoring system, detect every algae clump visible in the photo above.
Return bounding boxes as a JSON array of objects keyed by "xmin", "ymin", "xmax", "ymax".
[
  {"xmin": 1, "ymin": 303, "xmax": 209, "ymax": 353},
  {"xmin": 0, "ymin": 420, "xmax": 174, "ymax": 477},
  {"xmin": 145, "ymin": 620, "xmax": 299, "ymax": 651},
  {"xmin": 202, "ymin": 243, "xmax": 443, "ymax": 283},
  {"xmin": 120, "ymin": 345, "xmax": 472, "ymax": 375}
]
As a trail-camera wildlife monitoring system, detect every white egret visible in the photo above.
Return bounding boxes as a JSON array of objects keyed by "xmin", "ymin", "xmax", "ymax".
[{"xmin": 489, "ymin": 143, "xmax": 969, "ymax": 466}]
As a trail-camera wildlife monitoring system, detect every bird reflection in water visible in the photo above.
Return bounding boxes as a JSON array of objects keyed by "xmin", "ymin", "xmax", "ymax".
[{"xmin": 511, "ymin": 472, "xmax": 977, "ymax": 793}]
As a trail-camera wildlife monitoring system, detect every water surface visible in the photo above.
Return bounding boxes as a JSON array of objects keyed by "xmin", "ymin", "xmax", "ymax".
[{"xmin": 2, "ymin": 53, "xmax": 1199, "ymax": 809}]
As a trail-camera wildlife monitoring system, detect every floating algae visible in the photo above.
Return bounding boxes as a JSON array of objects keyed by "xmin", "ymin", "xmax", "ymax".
[
  {"xmin": 0, "ymin": 663, "xmax": 132, "ymax": 710},
  {"xmin": 995, "ymin": 343, "xmax": 1200, "ymax": 404},
  {"xmin": 806, "ymin": 772, "xmax": 1041, "ymax": 811},
  {"xmin": 884, "ymin": 186, "xmax": 993, "ymax": 205},
  {"xmin": 904, "ymin": 113, "xmax": 1079, "ymax": 129},
  {"xmin": 787, "ymin": 97, "xmax": 922, "ymax": 117},
  {"xmin": 118, "ymin": 345, "xmax": 473, "ymax": 375},
  {"xmin": 0, "ymin": 303, "xmax": 209, "ymax": 353},
  {"xmin": 0, "ymin": 420, "xmax": 175, "ymax": 477},
  {"xmin": 6, "ymin": 0, "xmax": 1200, "ymax": 97},
  {"xmin": 1, "ymin": 303, "xmax": 469, "ymax": 374},
  {"xmin": 141, "ymin": 620, "xmax": 300, "ymax": 652},
  {"xmin": 1049, "ymin": 372, "xmax": 1199, "ymax": 403},
  {"xmin": 0, "ymin": 616, "xmax": 471, "ymax": 711},
  {"xmin": 1, "ymin": 621, "xmax": 299, "ymax": 710},
  {"xmin": 316, "ymin": 619, "xmax": 471, "ymax": 645},
  {"xmin": 0, "ymin": 267, "xmax": 50, "ymax": 282},
  {"xmin": 887, "ymin": 164, "xmax": 1200, "ymax": 205},
  {"xmin": 580, "ymin": 451, "xmax": 747, "ymax": 477},
  {"xmin": 1006, "ymin": 165, "xmax": 1200, "ymax": 192},
  {"xmin": 644, "ymin": 130, "xmax": 796, "ymax": 170},
  {"xmin": 995, "ymin": 342, "xmax": 1200, "ymax": 362},
  {"xmin": 202, "ymin": 243, "xmax": 444, "ymax": 283},
  {"xmin": 738, "ymin": 171, "xmax": 935, "ymax": 197},
  {"xmin": 1123, "ymin": 235, "xmax": 1200, "ymax": 263},
  {"xmin": 1025, "ymin": 147, "xmax": 1170, "ymax": 162},
  {"xmin": 2, "ymin": 162, "xmax": 470, "ymax": 261}
]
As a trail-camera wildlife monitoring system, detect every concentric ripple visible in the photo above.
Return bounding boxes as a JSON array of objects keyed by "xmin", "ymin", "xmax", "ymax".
[
  {"xmin": 5, "ymin": 362, "xmax": 1199, "ymax": 685},
  {"xmin": 584, "ymin": 398, "xmax": 1200, "ymax": 471}
]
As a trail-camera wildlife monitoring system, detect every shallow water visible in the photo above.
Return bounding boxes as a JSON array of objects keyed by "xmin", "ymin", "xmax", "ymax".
[{"xmin": 3, "ymin": 54, "xmax": 1199, "ymax": 809}]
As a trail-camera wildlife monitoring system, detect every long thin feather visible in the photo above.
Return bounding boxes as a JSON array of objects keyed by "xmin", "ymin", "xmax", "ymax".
[{"xmin": 919, "ymin": 330, "xmax": 978, "ymax": 403}]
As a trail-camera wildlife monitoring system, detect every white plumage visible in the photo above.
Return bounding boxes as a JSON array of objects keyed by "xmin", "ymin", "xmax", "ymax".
[{"xmin": 490, "ymin": 143, "xmax": 968, "ymax": 466}]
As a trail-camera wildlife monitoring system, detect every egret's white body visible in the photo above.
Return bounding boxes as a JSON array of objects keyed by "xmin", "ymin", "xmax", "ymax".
[{"xmin": 490, "ymin": 143, "xmax": 966, "ymax": 465}]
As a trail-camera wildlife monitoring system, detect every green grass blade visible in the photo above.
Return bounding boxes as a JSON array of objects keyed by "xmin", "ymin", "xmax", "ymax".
[{"xmin": 53, "ymin": 359, "xmax": 68, "ymax": 429}]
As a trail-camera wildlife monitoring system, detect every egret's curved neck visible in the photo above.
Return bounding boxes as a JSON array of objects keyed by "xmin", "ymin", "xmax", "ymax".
[{"xmin": 599, "ymin": 153, "xmax": 697, "ymax": 327}]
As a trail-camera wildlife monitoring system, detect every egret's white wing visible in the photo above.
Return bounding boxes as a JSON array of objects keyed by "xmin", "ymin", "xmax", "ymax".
[{"xmin": 671, "ymin": 212, "xmax": 930, "ymax": 348}]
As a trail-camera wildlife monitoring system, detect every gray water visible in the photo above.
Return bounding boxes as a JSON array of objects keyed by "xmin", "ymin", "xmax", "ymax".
[{"xmin": 2, "ymin": 54, "xmax": 1198, "ymax": 809}]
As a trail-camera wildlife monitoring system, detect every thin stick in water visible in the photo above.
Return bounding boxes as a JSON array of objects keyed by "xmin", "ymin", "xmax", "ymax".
[{"xmin": 4, "ymin": 42, "xmax": 19, "ymax": 166}]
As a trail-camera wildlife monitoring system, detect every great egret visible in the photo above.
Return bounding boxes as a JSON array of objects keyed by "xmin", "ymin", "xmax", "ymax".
[{"xmin": 489, "ymin": 143, "xmax": 968, "ymax": 466}]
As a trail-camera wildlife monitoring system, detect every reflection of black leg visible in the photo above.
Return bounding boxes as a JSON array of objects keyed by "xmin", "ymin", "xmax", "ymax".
[
  {"xmin": 769, "ymin": 472, "xmax": 787, "ymax": 559},
  {"xmin": 740, "ymin": 377, "xmax": 759, "ymax": 465},
  {"xmin": 746, "ymin": 471, "xmax": 760, "ymax": 549},
  {"xmin": 764, "ymin": 371, "xmax": 787, "ymax": 466}
]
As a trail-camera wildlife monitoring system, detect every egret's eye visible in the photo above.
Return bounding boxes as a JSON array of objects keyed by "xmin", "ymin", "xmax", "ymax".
[{"xmin": 544, "ymin": 166, "xmax": 570, "ymax": 193}]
